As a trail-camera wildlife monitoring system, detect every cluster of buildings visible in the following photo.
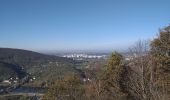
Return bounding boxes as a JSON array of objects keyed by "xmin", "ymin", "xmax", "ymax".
[
  {"xmin": 2, "ymin": 77, "xmax": 19, "ymax": 84},
  {"xmin": 62, "ymin": 53, "xmax": 107, "ymax": 60}
]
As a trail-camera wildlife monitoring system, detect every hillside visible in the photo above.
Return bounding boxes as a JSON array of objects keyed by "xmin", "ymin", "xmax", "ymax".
[
  {"xmin": 0, "ymin": 48, "xmax": 79, "ymax": 85},
  {"xmin": 0, "ymin": 62, "xmax": 26, "ymax": 82},
  {"xmin": 0, "ymin": 48, "xmax": 73, "ymax": 68}
]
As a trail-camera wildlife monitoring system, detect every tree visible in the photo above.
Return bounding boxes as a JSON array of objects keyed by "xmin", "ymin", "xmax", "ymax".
[
  {"xmin": 150, "ymin": 25, "xmax": 170, "ymax": 98},
  {"xmin": 125, "ymin": 38, "xmax": 170, "ymax": 100},
  {"xmin": 99, "ymin": 52, "xmax": 127, "ymax": 100},
  {"xmin": 43, "ymin": 73, "xmax": 85, "ymax": 100}
]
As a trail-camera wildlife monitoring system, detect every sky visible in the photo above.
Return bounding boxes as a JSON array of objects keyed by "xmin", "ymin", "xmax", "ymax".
[{"xmin": 0, "ymin": 0, "xmax": 170, "ymax": 52}]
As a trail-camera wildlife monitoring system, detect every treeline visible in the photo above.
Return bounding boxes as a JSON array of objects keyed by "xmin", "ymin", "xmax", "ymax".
[
  {"xmin": 43, "ymin": 25, "xmax": 170, "ymax": 100},
  {"xmin": 0, "ymin": 48, "xmax": 74, "ymax": 69}
]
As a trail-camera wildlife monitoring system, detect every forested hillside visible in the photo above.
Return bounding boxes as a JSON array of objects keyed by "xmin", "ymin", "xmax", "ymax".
[
  {"xmin": 0, "ymin": 48, "xmax": 79, "ymax": 86},
  {"xmin": 0, "ymin": 62, "xmax": 26, "ymax": 82},
  {"xmin": 0, "ymin": 48, "xmax": 74, "ymax": 69}
]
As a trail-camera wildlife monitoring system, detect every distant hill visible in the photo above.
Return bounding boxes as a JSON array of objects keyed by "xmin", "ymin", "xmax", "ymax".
[
  {"xmin": 0, "ymin": 48, "xmax": 79, "ymax": 85},
  {"xmin": 0, "ymin": 48, "xmax": 73, "ymax": 68}
]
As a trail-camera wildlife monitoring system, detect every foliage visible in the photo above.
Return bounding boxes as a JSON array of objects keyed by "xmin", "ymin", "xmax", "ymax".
[
  {"xmin": 43, "ymin": 73, "xmax": 85, "ymax": 100},
  {"xmin": 99, "ymin": 52, "xmax": 127, "ymax": 100},
  {"xmin": 123, "ymin": 26, "xmax": 170, "ymax": 100},
  {"xmin": 84, "ymin": 52, "xmax": 127, "ymax": 100},
  {"xmin": 150, "ymin": 25, "xmax": 170, "ymax": 96}
]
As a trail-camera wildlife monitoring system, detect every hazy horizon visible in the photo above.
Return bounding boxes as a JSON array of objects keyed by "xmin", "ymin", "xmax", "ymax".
[{"xmin": 0, "ymin": 0, "xmax": 170, "ymax": 51}]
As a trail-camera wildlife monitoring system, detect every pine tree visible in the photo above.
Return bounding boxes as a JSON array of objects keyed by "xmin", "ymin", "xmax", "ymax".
[
  {"xmin": 150, "ymin": 25, "xmax": 170, "ymax": 96},
  {"xmin": 100, "ymin": 52, "xmax": 127, "ymax": 100}
]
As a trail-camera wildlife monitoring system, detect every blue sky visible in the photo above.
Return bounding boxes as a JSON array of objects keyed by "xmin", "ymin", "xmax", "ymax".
[{"xmin": 0, "ymin": 0, "xmax": 170, "ymax": 52}]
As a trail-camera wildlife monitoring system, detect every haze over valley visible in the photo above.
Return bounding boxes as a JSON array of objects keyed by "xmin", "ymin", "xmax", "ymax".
[{"xmin": 0, "ymin": 0, "xmax": 170, "ymax": 100}]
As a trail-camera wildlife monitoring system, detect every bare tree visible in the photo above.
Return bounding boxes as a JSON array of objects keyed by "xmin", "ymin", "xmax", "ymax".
[
  {"xmin": 129, "ymin": 40, "xmax": 150, "ymax": 58},
  {"xmin": 124, "ymin": 40, "xmax": 169, "ymax": 100}
]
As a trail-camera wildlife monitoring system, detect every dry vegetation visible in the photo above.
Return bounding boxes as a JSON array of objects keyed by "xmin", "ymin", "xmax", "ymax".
[{"xmin": 44, "ymin": 25, "xmax": 170, "ymax": 100}]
